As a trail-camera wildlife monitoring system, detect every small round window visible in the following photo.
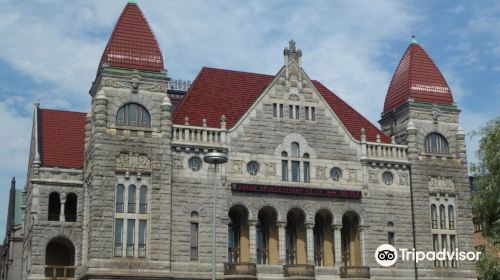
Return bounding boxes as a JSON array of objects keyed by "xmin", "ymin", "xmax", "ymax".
[
  {"xmin": 247, "ymin": 161, "xmax": 260, "ymax": 176},
  {"xmin": 330, "ymin": 167, "xmax": 342, "ymax": 181},
  {"xmin": 188, "ymin": 157, "xmax": 202, "ymax": 171},
  {"xmin": 382, "ymin": 172, "xmax": 394, "ymax": 185}
]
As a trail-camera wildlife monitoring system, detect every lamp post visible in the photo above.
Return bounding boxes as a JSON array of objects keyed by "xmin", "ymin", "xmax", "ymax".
[{"xmin": 204, "ymin": 152, "xmax": 228, "ymax": 280}]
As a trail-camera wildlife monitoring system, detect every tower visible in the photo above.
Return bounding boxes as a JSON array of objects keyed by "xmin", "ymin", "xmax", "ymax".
[
  {"xmin": 379, "ymin": 39, "xmax": 475, "ymax": 278},
  {"xmin": 82, "ymin": 2, "xmax": 173, "ymax": 278}
]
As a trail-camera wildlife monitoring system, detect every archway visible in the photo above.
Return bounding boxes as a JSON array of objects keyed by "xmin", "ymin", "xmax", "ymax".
[
  {"xmin": 45, "ymin": 237, "xmax": 75, "ymax": 278},
  {"xmin": 285, "ymin": 208, "xmax": 307, "ymax": 265},
  {"xmin": 256, "ymin": 206, "xmax": 279, "ymax": 265},
  {"xmin": 228, "ymin": 205, "xmax": 250, "ymax": 263},
  {"xmin": 314, "ymin": 210, "xmax": 334, "ymax": 266},
  {"xmin": 341, "ymin": 211, "xmax": 361, "ymax": 266}
]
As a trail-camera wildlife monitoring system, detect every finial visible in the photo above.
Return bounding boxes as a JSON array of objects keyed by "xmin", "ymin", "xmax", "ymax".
[
  {"xmin": 376, "ymin": 134, "xmax": 381, "ymax": 143},
  {"xmin": 289, "ymin": 39, "xmax": 296, "ymax": 52},
  {"xmin": 34, "ymin": 98, "xmax": 40, "ymax": 107},
  {"xmin": 360, "ymin": 128, "xmax": 366, "ymax": 142},
  {"xmin": 202, "ymin": 118, "xmax": 207, "ymax": 128},
  {"xmin": 391, "ymin": 136, "xmax": 396, "ymax": 144},
  {"xmin": 220, "ymin": 114, "xmax": 226, "ymax": 129},
  {"xmin": 184, "ymin": 116, "xmax": 189, "ymax": 126},
  {"xmin": 128, "ymin": 0, "xmax": 137, "ymax": 4},
  {"xmin": 411, "ymin": 35, "xmax": 418, "ymax": 45}
]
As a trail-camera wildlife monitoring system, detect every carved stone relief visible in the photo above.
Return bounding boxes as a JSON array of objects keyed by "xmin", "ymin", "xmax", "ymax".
[
  {"xmin": 264, "ymin": 162, "xmax": 276, "ymax": 176},
  {"xmin": 115, "ymin": 152, "xmax": 151, "ymax": 170},
  {"xmin": 289, "ymin": 94, "xmax": 300, "ymax": 101},
  {"xmin": 347, "ymin": 169, "xmax": 357, "ymax": 182},
  {"xmin": 369, "ymin": 171, "xmax": 379, "ymax": 184},
  {"xmin": 173, "ymin": 155, "xmax": 184, "ymax": 169},
  {"xmin": 315, "ymin": 166, "xmax": 327, "ymax": 180},
  {"xmin": 428, "ymin": 176, "xmax": 455, "ymax": 193},
  {"xmin": 399, "ymin": 173, "xmax": 409, "ymax": 185},
  {"xmin": 231, "ymin": 160, "xmax": 243, "ymax": 174}
]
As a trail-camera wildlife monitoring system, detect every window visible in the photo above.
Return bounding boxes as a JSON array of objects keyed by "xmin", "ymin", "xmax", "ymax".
[
  {"xmin": 439, "ymin": 205, "xmax": 446, "ymax": 229},
  {"xmin": 311, "ymin": 107, "xmax": 315, "ymax": 121},
  {"xmin": 424, "ymin": 133, "xmax": 449, "ymax": 154},
  {"xmin": 441, "ymin": 234, "xmax": 448, "ymax": 267},
  {"xmin": 295, "ymin": 105, "xmax": 299, "ymax": 119},
  {"xmin": 382, "ymin": 172, "xmax": 394, "ymax": 185},
  {"xmin": 291, "ymin": 142, "xmax": 300, "ymax": 157},
  {"xmin": 116, "ymin": 185, "xmax": 125, "ymax": 213},
  {"xmin": 473, "ymin": 218, "xmax": 483, "ymax": 232},
  {"xmin": 116, "ymin": 103, "xmax": 151, "ymax": 127},
  {"xmin": 448, "ymin": 206, "xmax": 455, "ymax": 230},
  {"xmin": 450, "ymin": 235, "xmax": 457, "ymax": 267},
  {"xmin": 330, "ymin": 168, "xmax": 342, "ymax": 181},
  {"xmin": 305, "ymin": 106, "xmax": 315, "ymax": 121},
  {"xmin": 431, "ymin": 204, "xmax": 438, "ymax": 229},
  {"xmin": 282, "ymin": 151, "xmax": 289, "ymax": 181},
  {"xmin": 48, "ymin": 192, "xmax": 61, "ymax": 221},
  {"xmin": 388, "ymin": 232, "xmax": 395, "ymax": 245},
  {"xmin": 65, "ymin": 193, "xmax": 77, "ymax": 222},
  {"xmin": 189, "ymin": 157, "xmax": 202, "ymax": 171},
  {"xmin": 138, "ymin": 220, "xmax": 147, "ymax": 257},
  {"xmin": 139, "ymin": 186, "xmax": 148, "ymax": 214},
  {"xmin": 247, "ymin": 161, "xmax": 260, "ymax": 176},
  {"xmin": 279, "ymin": 104, "xmax": 284, "ymax": 118},
  {"xmin": 273, "ymin": 103, "xmax": 277, "ymax": 117},
  {"xmin": 433, "ymin": 234, "xmax": 439, "ymax": 267},
  {"xmin": 128, "ymin": 185, "xmax": 136, "ymax": 213},
  {"xmin": 127, "ymin": 219, "xmax": 135, "ymax": 257},
  {"xmin": 289, "ymin": 105, "xmax": 293, "ymax": 119},
  {"xmin": 305, "ymin": 107, "xmax": 309, "ymax": 120},
  {"xmin": 114, "ymin": 219, "xmax": 123, "ymax": 257},
  {"xmin": 291, "ymin": 161, "xmax": 300, "ymax": 182},
  {"xmin": 190, "ymin": 223, "xmax": 198, "ymax": 260},
  {"xmin": 303, "ymin": 161, "xmax": 310, "ymax": 183}
]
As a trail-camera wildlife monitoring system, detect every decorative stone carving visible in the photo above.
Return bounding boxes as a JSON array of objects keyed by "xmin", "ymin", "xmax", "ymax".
[
  {"xmin": 231, "ymin": 160, "xmax": 243, "ymax": 174},
  {"xmin": 347, "ymin": 169, "xmax": 357, "ymax": 182},
  {"xmin": 289, "ymin": 94, "xmax": 299, "ymax": 101},
  {"xmin": 173, "ymin": 155, "xmax": 184, "ymax": 169},
  {"xmin": 315, "ymin": 166, "xmax": 327, "ymax": 180},
  {"xmin": 143, "ymin": 83, "xmax": 167, "ymax": 93},
  {"xmin": 264, "ymin": 162, "xmax": 276, "ymax": 176},
  {"xmin": 102, "ymin": 78, "xmax": 130, "ymax": 89},
  {"xmin": 369, "ymin": 171, "xmax": 379, "ymax": 183},
  {"xmin": 115, "ymin": 152, "xmax": 151, "ymax": 170},
  {"xmin": 399, "ymin": 173, "xmax": 409, "ymax": 185},
  {"xmin": 428, "ymin": 176, "xmax": 455, "ymax": 193}
]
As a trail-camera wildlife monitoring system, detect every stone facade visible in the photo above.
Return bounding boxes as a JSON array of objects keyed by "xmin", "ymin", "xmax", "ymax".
[{"xmin": 12, "ymin": 3, "xmax": 477, "ymax": 280}]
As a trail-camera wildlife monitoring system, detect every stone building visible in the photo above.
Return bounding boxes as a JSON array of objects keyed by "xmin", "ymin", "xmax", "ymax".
[
  {"xmin": 0, "ymin": 178, "xmax": 23, "ymax": 280},
  {"xmin": 14, "ymin": 2, "xmax": 476, "ymax": 279}
]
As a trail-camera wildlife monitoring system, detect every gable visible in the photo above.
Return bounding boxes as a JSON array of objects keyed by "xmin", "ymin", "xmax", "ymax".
[{"xmin": 173, "ymin": 67, "xmax": 390, "ymax": 143}]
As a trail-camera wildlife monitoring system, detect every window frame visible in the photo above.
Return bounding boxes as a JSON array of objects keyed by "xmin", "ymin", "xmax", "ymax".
[{"xmin": 116, "ymin": 103, "xmax": 151, "ymax": 128}]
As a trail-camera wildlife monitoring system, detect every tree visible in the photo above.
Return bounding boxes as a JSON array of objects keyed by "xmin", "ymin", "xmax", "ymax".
[{"xmin": 470, "ymin": 116, "xmax": 500, "ymax": 280}]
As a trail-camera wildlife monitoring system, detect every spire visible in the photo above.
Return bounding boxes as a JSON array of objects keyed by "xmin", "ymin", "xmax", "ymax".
[
  {"xmin": 99, "ymin": 2, "xmax": 164, "ymax": 72},
  {"xmin": 383, "ymin": 41, "xmax": 454, "ymax": 113}
]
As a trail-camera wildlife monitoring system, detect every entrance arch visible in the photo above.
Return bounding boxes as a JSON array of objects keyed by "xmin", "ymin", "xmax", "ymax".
[
  {"xmin": 228, "ymin": 205, "xmax": 250, "ymax": 263},
  {"xmin": 285, "ymin": 208, "xmax": 307, "ymax": 265},
  {"xmin": 314, "ymin": 210, "xmax": 334, "ymax": 266},
  {"xmin": 256, "ymin": 206, "xmax": 279, "ymax": 264},
  {"xmin": 341, "ymin": 211, "xmax": 361, "ymax": 266},
  {"xmin": 45, "ymin": 237, "xmax": 75, "ymax": 278}
]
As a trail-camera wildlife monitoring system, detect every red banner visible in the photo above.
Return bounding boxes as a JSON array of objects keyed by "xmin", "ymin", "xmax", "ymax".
[{"xmin": 231, "ymin": 183, "xmax": 362, "ymax": 198}]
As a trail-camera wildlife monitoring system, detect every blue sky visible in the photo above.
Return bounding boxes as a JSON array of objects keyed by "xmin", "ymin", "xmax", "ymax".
[{"xmin": 0, "ymin": 0, "xmax": 499, "ymax": 240}]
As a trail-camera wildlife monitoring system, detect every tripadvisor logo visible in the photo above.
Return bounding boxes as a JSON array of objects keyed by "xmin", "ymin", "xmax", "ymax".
[{"xmin": 375, "ymin": 244, "xmax": 481, "ymax": 267}]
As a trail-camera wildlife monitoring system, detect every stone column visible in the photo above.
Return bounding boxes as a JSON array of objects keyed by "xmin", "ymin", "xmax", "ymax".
[
  {"xmin": 305, "ymin": 222, "xmax": 315, "ymax": 265},
  {"xmin": 333, "ymin": 224, "xmax": 342, "ymax": 267},
  {"xmin": 60, "ymin": 197, "xmax": 66, "ymax": 222},
  {"xmin": 359, "ymin": 225, "xmax": 367, "ymax": 266},
  {"xmin": 248, "ymin": 219, "xmax": 258, "ymax": 263},
  {"xmin": 277, "ymin": 221, "xmax": 287, "ymax": 264}
]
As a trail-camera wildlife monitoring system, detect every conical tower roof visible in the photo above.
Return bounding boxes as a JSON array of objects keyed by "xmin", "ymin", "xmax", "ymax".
[
  {"xmin": 99, "ymin": 2, "xmax": 164, "ymax": 72},
  {"xmin": 383, "ymin": 41, "xmax": 453, "ymax": 113}
]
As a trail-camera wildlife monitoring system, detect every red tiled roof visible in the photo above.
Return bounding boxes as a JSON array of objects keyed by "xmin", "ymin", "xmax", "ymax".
[
  {"xmin": 173, "ymin": 67, "xmax": 390, "ymax": 143},
  {"xmin": 39, "ymin": 109, "xmax": 86, "ymax": 169},
  {"xmin": 383, "ymin": 43, "xmax": 453, "ymax": 113},
  {"xmin": 99, "ymin": 2, "xmax": 164, "ymax": 72}
]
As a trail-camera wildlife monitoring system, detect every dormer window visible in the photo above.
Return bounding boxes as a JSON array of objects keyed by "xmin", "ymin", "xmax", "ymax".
[
  {"xmin": 424, "ymin": 133, "xmax": 449, "ymax": 154},
  {"xmin": 116, "ymin": 103, "xmax": 151, "ymax": 127}
]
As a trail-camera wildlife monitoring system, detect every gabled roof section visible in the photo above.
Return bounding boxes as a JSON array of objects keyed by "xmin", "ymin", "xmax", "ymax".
[
  {"xmin": 173, "ymin": 67, "xmax": 274, "ymax": 128},
  {"xmin": 39, "ymin": 109, "xmax": 86, "ymax": 169},
  {"xmin": 99, "ymin": 2, "xmax": 164, "ymax": 72},
  {"xmin": 383, "ymin": 42, "xmax": 454, "ymax": 113},
  {"xmin": 173, "ymin": 67, "xmax": 390, "ymax": 143}
]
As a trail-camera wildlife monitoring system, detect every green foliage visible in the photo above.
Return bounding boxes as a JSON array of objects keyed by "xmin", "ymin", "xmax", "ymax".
[{"xmin": 470, "ymin": 116, "xmax": 500, "ymax": 278}]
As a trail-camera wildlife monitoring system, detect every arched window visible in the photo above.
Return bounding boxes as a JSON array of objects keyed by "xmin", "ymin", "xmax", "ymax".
[
  {"xmin": 291, "ymin": 142, "xmax": 300, "ymax": 157},
  {"xmin": 281, "ymin": 152, "xmax": 288, "ymax": 181},
  {"xmin": 424, "ymin": 133, "xmax": 449, "ymax": 154},
  {"xmin": 139, "ymin": 186, "xmax": 148, "ymax": 214},
  {"xmin": 128, "ymin": 185, "xmax": 136, "ymax": 213},
  {"xmin": 48, "ymin": 192, "xmax": 61, "ymax": 221},
  {"xmin": 439, "ymin": 205, "xmax": 446, "ymax": 229},
  {"xmin": 116, "ymin": 184, "xmax": 125, "ymax": 213},
  {"xmin": 116, "ymin": 103, "xmax": 151, "ymax": 127},
  {"xmin": 45, "ymin": 237, "xmax": 75, "ymax": 278},
  {"xmin": 431, "ymin": 204, "xmax": 437, "ymax": 229},
  {"xmin": 448, "ymin": 206, "xmax": 455, "ymax": 229},
  {"xmin": 65, "ymin": 193, "xmax": 77, "ymax": 222}
]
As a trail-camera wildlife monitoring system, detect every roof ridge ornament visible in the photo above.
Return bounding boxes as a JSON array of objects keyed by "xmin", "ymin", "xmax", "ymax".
[
  {"xmin": 411, "ymin": 35, "xmax": 418, "ymax": 45},
  {"xmin": 283, "ymin": 40, "xmax": 303, "ymax": 91}
]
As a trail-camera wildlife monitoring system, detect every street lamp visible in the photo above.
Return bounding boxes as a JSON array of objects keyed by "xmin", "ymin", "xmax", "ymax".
[{"xmin": 204, "ymin": 152, "xmax": 228, "ymax": 280}]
